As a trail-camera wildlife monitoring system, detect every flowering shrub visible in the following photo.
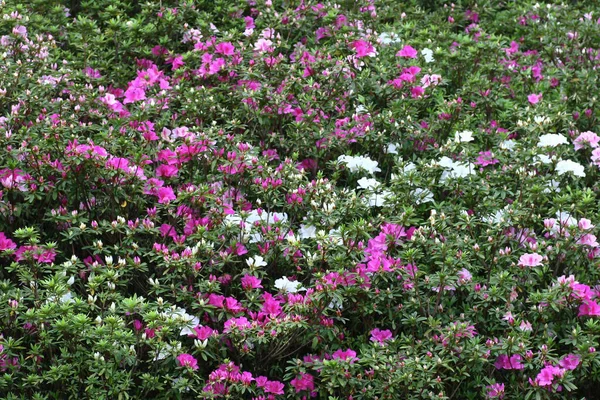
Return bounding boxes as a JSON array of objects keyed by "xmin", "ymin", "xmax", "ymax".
[{"xmin": 2, "ymin": 0, "xmax": 600, "ymax": 398}]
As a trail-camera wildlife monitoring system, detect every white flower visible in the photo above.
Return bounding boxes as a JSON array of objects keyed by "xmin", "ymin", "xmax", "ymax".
[
  {"xmin": 411, "ymin": 188, "xmax": 434, "ymax": 204},
  {"xmin": 386, "ymin": 143, "xmax": 399, "ymax": 154},
  {"xmin": 163, "ymin": 308, "xmax": 199, "ymax": 336},
  {"xmin": 357, "ymin": 177, "xmax": 381, "ymax": 189},
  {"xmin": 401, "ymin": 162, "xmax": 417, "ymax": 175},
  {"xmin": 246, "ymin": 255, "xmax": 267, "ymax": 268},
  {"xmin": 500, "ymin": 140, "xmax": 516, "ymax": 150},
  {"xmin": 439, "ymin": 158, "xmax": 476, "ymax": 182},
  {"xmin": 454, "ymin": 130, "xmax": 474, "ymax": 143},
  {"xmin": 377, "ymin": 32, "xmax": 401, "ymax": 45},
  {"xmin": 338, "ymin": 155, "xmax": 381, "ymax": 175},
  {"xmin": 367, "ymin": 190, "xmax": 391, "ymax": 207},
  {"xmin": 421, "ymin": 48, "xmax": 435, "ymax": 63},
  {"xmin": 555, "ymin": 159, "xmax": 585, "ymax": 177},
  {"xmin": 536, "ymin": 154, "xmax": 552, "ymax": 164},
  {"xmin": 537, "ymin": 134, "xmax": 568, "ymax": 147},
  {"xmin": 274, "ymin": 277, "xmax": 305, "ymax": 293},
  {"xmin": 482, "ymin": 207, "xmax": 509, "ymax": 224},
  {"xmin": 355, "ymin": 105, "xmax": 367, "ymax": 114},
  {"xmin": 299, "ymin": 224, "xmax": 317, "ymax": 239},
  {"xmin": 543, "ymin": 179, "xmax": 561, "ymax": 193}
]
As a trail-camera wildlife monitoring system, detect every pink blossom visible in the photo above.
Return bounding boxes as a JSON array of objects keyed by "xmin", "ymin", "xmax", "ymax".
[
  {"xmin": 396, "ymin": 45, "xmax": 418, "ymax": 58},
  {"xmin": 577, "ymin": 234, "xmax": 599, "ymax": 247},
  {"xmin": 559, "ymin": 354, "xmax": 580, "ymax": 370},
  {"xmin": 263, "ymin": 380, "xmax": 284, "ymax": 395},
  {"xmin": 518, "ymin": 253, "xmax": 543, "ymax": 267},
  {"xmin": 591, "ymin": 148, "xmax": 600, "ymax": 167},
  {"xmin": 350, "ymin": 39, "xmax": 376, "ymax": 58},
  {"xmin": 290, "ymin": 372, "xmax": 315, "ymax": 393},
  {"xmin": 533, "ymin": 365, "xmax": 565, "ymax": 386},
  {"xmin": 579, "ymin": 300, "xmax": 600, "ymax": 316},
  {"xmin": 457, "ymin": 268, "xmax": 472, "ymax": 285},
  {"xmin": 486, "ymin": 383, "xmax": 505, "ymax": 399},
  {"xmin": 241, "ymin": 274, "xmax": 263, "ymax": 290},
  {"xmin": 578, "ymin": 218, "xmax": 595, "ymax": 230},
  {"xmin": 123, "ymin": 86, "xmax": 146, "ymax": 104},
  {"xmin": 0, "ymin": 233, "xmax": 17, "ymax": 252},
  {"xmin": 370, "ymin": 328, "xmax": 393, "ymax": 344},
  {"xmin": 157, "ymin": 186, "xmax": 176, "ymax": 203},
  {"xmin": 332, "ymin": 348, "xmax": 358, "ymax": 362},
  {"xmin": 215, "ymin": 42, "xmax": 235, "ymax": 56},
  {"xmin": 527, "ymin": 93, "xmax": 542, "ymax": 105},
  {"xmin": 177, "ymin": 353, "xmax": 198, "ymax": 370},
  {"xmin": 574, "ymin": 131, "xmax": 600, "ymax": 150}
]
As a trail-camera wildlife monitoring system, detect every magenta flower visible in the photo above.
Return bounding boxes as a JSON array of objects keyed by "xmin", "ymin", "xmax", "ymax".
[
  {"xmin": 485, "ymin": 383, "xmax": 505, "ymax": 399},
  {"xmin": 578, "ymin": 300, "xmax": 600, "ymax": 317},
  {"xmin": 396, "ymin": 45, "xmax": 418, "ymax": 58},
  {"xmin": 0, "ymin": 232, "xmax": 16, "ymax": 252},
  {"xmin": 263, "ymin": 380, "xmax": 284, "ymax": 395},
  {"xmin": 215, "ymin": 42, "xmax": 235, "ymax": 56},
  {"xmin": 370, "ymin": 328, "xmax": 394, "ymax": 345},
  {"xmin": 241, "ymin": 274, "xmax": 263, "ymax": 290},
  {"xmin": 533, "ymin": 365, "xmax": 565, "ymax": 386},
  {"xmin": 527, "ymin": 93, "xmax": 542, "ymax": 105},
  {"xmin": 123, "ymin": 86, "xmax": 146, "ymax": 104},
  {"xmin": 518, "ymin": 253, "xmax": 543, "ymax": 267},
  {"xmin": 157, "ymin": 186, "xmax": 176, "ymax": 203},
  {"xmin": 177, "ymin": 353, "xmax": 198, "ymax": 370},
  {"xmin": 476, "ymin": 151, "xmax": 499, "ymax": 167},
  {"xmin": 350, "ymin": 39, "xmax": 376, "ymax": 58},
  {"xmin": 332, "ymin": 348, "xmax": 358, "ymax": 363},
  {"xmin": 290, "ymin": 372, "xmax": 315, "ymax": 393},
  {"xmin": 495, "ymin": 354, "xmax": 524, "ymax": 370},
  {"xmin": 559, "ymin": 354, "xmax": 580, "ymax": 370}
]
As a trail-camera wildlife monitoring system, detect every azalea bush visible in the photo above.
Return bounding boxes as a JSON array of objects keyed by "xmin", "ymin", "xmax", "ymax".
[{"xmin": 2, "ymin": 0, "xmax": 600, "ymax": 398}]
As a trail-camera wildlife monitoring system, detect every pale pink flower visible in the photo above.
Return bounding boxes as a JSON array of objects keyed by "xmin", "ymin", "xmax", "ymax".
[
  {"xmin": 518, "ymin": 253, "xmax": 544, "ymax": 267},
  {"xmin": 574, "ymin": 131, "xmax": 600, "ymax": 150}
]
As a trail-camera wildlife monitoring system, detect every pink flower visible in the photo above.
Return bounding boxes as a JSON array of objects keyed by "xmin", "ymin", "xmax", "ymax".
[
  {"xmin": 157, "ymin": 186, "xmax": 176, "ymax": 203},
  {"xmin": 495, "ymin": 354, "xmax": 524, "ymax": 370},
  {"xmin": 577, "ymin": 234, "xmax": 599, "ymax": 247},
  {"xmin": 290, "ymin": 372, "xmax": 315, "ymax": 393},
  {"xmin": 370, "ymin": 328, "xmax": 393, "ymax": 344},
  {"xmin": 192, "ymin": 325, "xmax": 215, "ymax": 340},
  {"xmin": 396, "ymin": 45, "xmax": 418, "ymax": 58},
  {"xmin": 215, "ymin": 42, "xmax": 235, "ymax": 56},
  {"xmin": 476, "ymin": 151, "xmax": 499, "ymax": 167},
  {"xmin": 578, "ymin": 300, "xmax": 600, "ymax": 316},
  {"xmin": 350, "ymin": 39, "xmax": 376, "ymax": 58},
  {"xmin": 486, "ymin": 383, "xmax": 505, "ymax": 399},
  {"xmin": 591, "ymin": 148, "xmax": 600, "ymax": 167},
  {"xmin": 241, "ymin": 274, "xmax": 263, "ymax": 290},
  {"xmin": 518, "ymin": 253, "xmax": 543, "ymax": 267},
  {"xmin": 411, "ymin": 86, "xmax": 425, "ymax": 98},
  {"xmin": 123, "ymin": 86, "xmax": 146, "ymax": 104},
  {"xmin": 332, "ymin": 348, "xmax": 358, "ymax": 363},
  {"xmin": 559, "ymin": 354, "xmax": 580, "ymax": 370},
  {"xmin": 0, "ymin": 233, "xmax": 17, "ymax": 252},
  {"xmin": 177, "ymin": 353, "xmax": 198, "ymax": 370},
  {"xmin": 263, "ymin": 380, "xmax": 284, "ymax": 395},
  {"xmin": 527, "ymin": 93, "xmax": 542, "ymax": 105},
  {"xmin": 457, "ymin": 268, "xmax": 472, "ymax": 285},
  {"xmin": 574, "ymin": 131, "xmax": 600, "ymax": 150},
  {"xmin": 533, "ymin": 365, "xmax": 565, "ymax": 386}
]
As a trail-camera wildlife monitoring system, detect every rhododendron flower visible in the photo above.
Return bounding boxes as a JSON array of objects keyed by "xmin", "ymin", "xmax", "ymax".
[
  {"xmin": 157, "ymin": 186, "xmax": 176, "ymax": 203},
  {"xmin": 577, "ymin": 234, "xmax": 599, "ymax": 247},
  {"xmin": 579, "ymin": 300, "xmax": 600, "ymax": 317},
  {"xmin": 573, "ymin": 131, "xmax": 600, "ymax": 150},
  {"xmin": 177, "ymin": 353, "xmax": 198, "ymax": 370},
  {"xmin": 532, "ymin": 365, "xmax": 565, "ymax": 387},
  {"xmin": 421, "ymin": 48, "xmax": 435, "ymax": 63},
  {"xmin": 370, "ymin": 328, "xmax": 393, "ymax": 344},
  {"xmin": 455, "ymin": 130, "xmax": 474, "ymax": 143},
  {"xmin": 476, "ymin": 151, "xmax": 499, "ymax": 167},
  {"xmin": 332, "ymin": 348, "xmax": 358, "ymax": 362},
  {"xmin": 528, "ymin": 93, "xmax": 542, "ymax": 104},
  {"xmin": 518, "ymin": 253, "xmax": 543, "ymax": 267},
  {"xmin": 396, "ymin": 45, "xmax": 418, "ymax": 58},
  {"xmin": 555, "ymin": 159, "xmax": 585, "ymax": 177},
  {"xmin": 350, "ymin": 39, "xmax": 377, "ymax": 57},
  {"xmin": 0, "ymin": 233, "xmax": 17, "ymax": 252},
  {"xmin": 591, "ymin": 148, "xmax": 600, "ymax": 167},
  {"xmin": 486, "ymin": 383, "xmax": 505, "ymax": 399},
  {"xmin": 537, "ymin": 134, "xmax": 568, "ymax": 147},
  {"xmin": 290, "ymin": 372, "xmax": 315, "ymax": 393},
  {"xmin": 495, "ymin": 354, "xmax": 524, "ymax": 370},
  {"xmin": 559, "ymin": 354, "xmax": 580, "ymax": 370},
  {"xmin": 274, "ymin": 276, "xmax": 305, "ymax": 293},
  {"xmin": 241, "ymin": 274, "xmax": 262, "ymax": 290}
]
